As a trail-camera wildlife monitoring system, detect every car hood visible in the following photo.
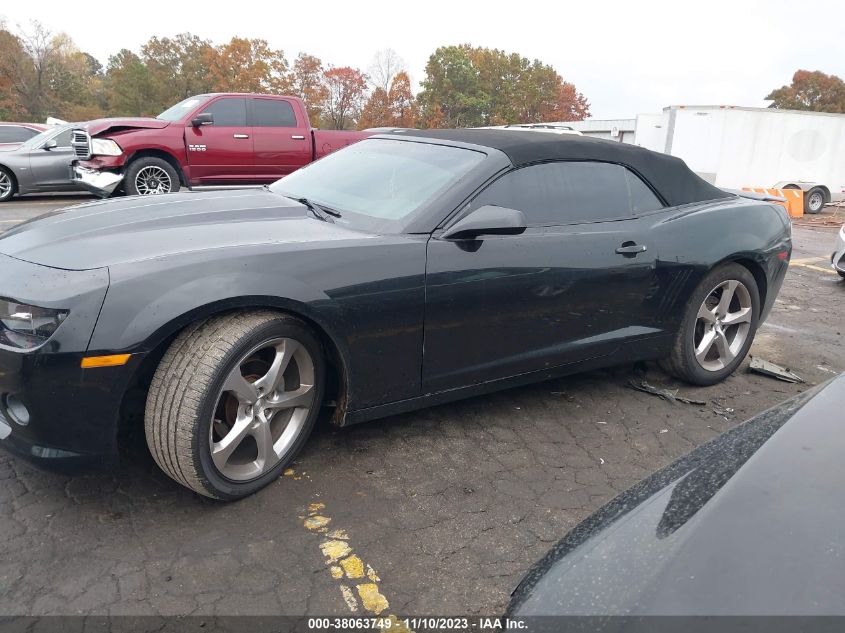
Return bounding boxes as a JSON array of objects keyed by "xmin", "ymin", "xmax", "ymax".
[
  {"xmin": 82, "ymin": 117, "xmax": 171, "ymax": 136},
  {"xmin": 0, "ymin": 189, "xmax": 372, "ymax": 271},
  {"xmin": 0, "ymin": 144, "xmax": 22, "ymax": 153},
  {"xmin": 508, "ymin": 374, "xmax": 845, "ymax": 616}
]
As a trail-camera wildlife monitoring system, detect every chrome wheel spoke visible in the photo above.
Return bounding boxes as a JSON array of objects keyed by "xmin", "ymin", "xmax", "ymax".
[
  {"xmin": 695, "ymin": 329, "xmax": 717, "ymax": 362},
  {"xmin": 723, "ymin": 306, "xmax": 751, "ymax": 326},
  {"xmin": 714, "ymin": 330, "xmax": 732, "ymax": 362},
  {"xmin": 716, "ymin": 280, "xmax": 738, "ymax": 317},
  {"xmin": 252, "ymin": 418, "xmax": 276, "ymax": 468},
  {"xmin": 254, "ymin": 340, "xmax": 299, "ymax": 395},
  {"xmin": 697, "ymin": 303, "xmax": 717, "ymax": 324},
  {"xmin": 223, "ymin": 370, "xmax": 259, "ymax": 405},
  {"xmin": 267, "ymin": 383, "xmax": 315, "ymax": 411},
  {"xmin": 211, "ymin": 414, "xmax": 253, "ymax": 471}
]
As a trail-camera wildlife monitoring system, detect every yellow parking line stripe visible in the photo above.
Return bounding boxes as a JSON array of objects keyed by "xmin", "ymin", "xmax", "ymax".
[
  {"xmin": 285, "ymin": 469, "xmax": 413, "ymax": 631},
  {"xmin": 791, "ymin": 261, "xmax": 838, "ymax": 275}
]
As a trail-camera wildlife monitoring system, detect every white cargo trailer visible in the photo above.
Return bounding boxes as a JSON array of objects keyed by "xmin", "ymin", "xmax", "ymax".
[{"xmin": 633, "ymin": 105, "xmax": 845, "ymax": 213}]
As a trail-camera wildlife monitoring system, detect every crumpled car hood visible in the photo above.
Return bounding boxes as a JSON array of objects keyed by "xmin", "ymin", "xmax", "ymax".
[
  {"xmin": 83, "ymin": 117, "xmax": 171, "ymax": 136},
  {"xmin": 0, "ymin": 189, "xmax": 371, "ymax": 271}
]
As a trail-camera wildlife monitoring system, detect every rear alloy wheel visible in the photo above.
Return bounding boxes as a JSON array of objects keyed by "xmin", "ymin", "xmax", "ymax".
[
  {"xmin": 145, "ymin": 311, "xmax": 324, "ymax": 500},
  {"xmin": 125, "ymin": 157, "xmax": 181, "ymax": 196},
  {"xmin": 0, "ymin": 167, "xmax": 16, "ymax": 202},
  {"xmin": 662, "ymin": 263, "xmax": 760, "ymax": 385},
  {"xmin": 805, "ymin": 187, "xmax": 825, "ymax": 214}
]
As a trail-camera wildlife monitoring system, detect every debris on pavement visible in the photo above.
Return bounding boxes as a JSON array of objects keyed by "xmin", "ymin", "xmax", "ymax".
[
  {"xmin": 749, "ymin": 356, "xmax": 804, "ymax": 383},
  {"xmin": 628, "ymin": 379, "xmax": 707, "ymax": 405}
]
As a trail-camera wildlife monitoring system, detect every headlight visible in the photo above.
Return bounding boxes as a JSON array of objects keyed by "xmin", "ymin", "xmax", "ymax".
[
  {"xmin": 0, "ymin": 299, "xmax": 68, "ymax": 350},
  {"xmin": 91, "ymin": 138, "xmax": 122, "ymax": 156}
]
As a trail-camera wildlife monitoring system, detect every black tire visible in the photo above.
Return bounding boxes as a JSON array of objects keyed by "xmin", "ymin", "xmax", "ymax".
[
  {"xmin": 661, "ymin": 263, "xmax": 760, "ymax": 386},
  {"xmin": 804, "ymin": 187, "xmax": 826, "ymax": 215},
  {"xmin": 145, "ymin": 311, "xmax": 325, "ymax": 500},
  {"xmin": 125, "ymin": 157, "xmax": 181, "ymax": 196},
  {"xmin": 0, "ymin": 166, "xmax": 16, "ymax": 202}
]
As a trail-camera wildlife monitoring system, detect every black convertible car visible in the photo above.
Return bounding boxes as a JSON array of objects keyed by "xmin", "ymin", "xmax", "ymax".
[{"xmin": 0, "ymin": 129, "xmax": 791, "ymax": 499}]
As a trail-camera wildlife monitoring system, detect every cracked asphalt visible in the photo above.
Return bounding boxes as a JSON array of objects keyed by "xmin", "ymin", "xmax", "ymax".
[{"xmin": 1, "ymin": 195, "xmax": 843, "ymax": 617}]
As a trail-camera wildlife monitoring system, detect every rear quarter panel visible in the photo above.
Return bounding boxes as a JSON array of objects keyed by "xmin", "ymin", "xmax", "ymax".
[{"xmin": 648, "ymin": 197, "xmax": 791, "ymax": 330}]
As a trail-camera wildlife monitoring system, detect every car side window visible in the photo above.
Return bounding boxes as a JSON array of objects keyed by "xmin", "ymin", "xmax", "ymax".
[
  {"xmin": 253, "ymin": 99, "xmax": 298, "ymax": 127},
  {"xmin": 626, "ymin": 168, "xmax": 664, "ymax": 213},
  {"xmin": 202, "ymin": 98, "xmax": 247, "ymax": 127},
  {"xmin": 0, "ymin": 126, "xmax": 37, "ymax": 143},
  {"xmin": 470, "ymin": 161, "xmax": 633, "ymax": 226}
]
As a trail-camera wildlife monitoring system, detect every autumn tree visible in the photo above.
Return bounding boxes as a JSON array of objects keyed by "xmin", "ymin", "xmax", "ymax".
[
  {"xmin": 209, "ymin": 37, "xmax": 288, "ymax": 93},
  {"xmin": 322, "ymin": 67, "xmax": 368, "ymax": 130},
  {"xmin": 141, "ymin": 33, "xmax": 215, "ymax": 110},
  {"xmin": 0, "ymin": 25, "xmax": 31, "ymax": 119},
  {"xmin": 418, "ymin": 44, "xmax": 589, "ymax": 128},
  {"xmin": 359, "ymin": 70, "xmax": 418, "ymax": 129},
  {"xmin": 288, "ymin": 53, "xmax": 328, "ymax": 125},
  {"xmin": 104, "ymin": 49, "xmax": 155, "ymax": 116},
  {"xmin": 767, "ymin": 70, "xmax": 845, "ymax": 113}
]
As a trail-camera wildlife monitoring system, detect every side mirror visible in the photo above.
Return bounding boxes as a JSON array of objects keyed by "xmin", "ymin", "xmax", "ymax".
[
  {"xmin": 191, "ymin": 112, "xmax": 214, "ymax": 127},
  {"xmin": 43, "ymin": 139, "xmax": 58, "ymax": 150},
  {"xmin": 441, "ymin": 205, "xmax": 527, "ymax": 240}
]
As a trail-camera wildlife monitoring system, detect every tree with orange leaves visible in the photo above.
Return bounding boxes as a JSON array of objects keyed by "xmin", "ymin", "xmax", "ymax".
[
  {"xmin": 208, "ymin": 37, "xmax": 288, "ymax": 93},
  {"xmin": 322, "ymin": 67, "xmax": 368, "ymax": 130},
  {"xmin": 767, "ymin": 70, "xmax": 845, "ymax": 113},
  {"xmin": 288, "ymin": 53, "xmax": 329, "ymax": 126}
]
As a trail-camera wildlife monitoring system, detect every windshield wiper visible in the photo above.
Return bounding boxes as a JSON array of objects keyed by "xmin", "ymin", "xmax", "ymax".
[{"xmin": 294, "ymin": 197, "xmax": 342, "ymax": 220}]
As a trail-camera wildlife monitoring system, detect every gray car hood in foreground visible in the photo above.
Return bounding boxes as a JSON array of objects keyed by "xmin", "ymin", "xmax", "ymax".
[
  {"xmin": 0, "ymin": 189, "xmax": 370, "ymax": 270},
  {"xmin": 508, "ymin": 374, "xmax": 845, "ymax": 617}
]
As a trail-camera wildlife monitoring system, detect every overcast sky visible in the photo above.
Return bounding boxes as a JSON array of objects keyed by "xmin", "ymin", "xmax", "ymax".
[{"xmin": 5, "ymin": 0, "xmax": 845, "ymax": 119}]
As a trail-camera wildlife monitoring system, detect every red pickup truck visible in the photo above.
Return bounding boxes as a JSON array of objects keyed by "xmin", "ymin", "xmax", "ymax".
[{"xmin": 72, "ymin": 93, "xmax": 371, "ymax": 197}]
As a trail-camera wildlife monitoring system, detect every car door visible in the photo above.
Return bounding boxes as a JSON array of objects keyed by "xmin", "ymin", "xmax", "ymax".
[
  {"xmin": 250, "ymin": 97, "xmax": 312, "ymax": 180},
  {"xmin": 27, "ymin": 128, "xmax": 76, "ymax": 191},
  {"xmin": 184, "ymin": 96, "xmax": 254, "ymax": 182},
  {"xmin": 422, "ymin": 161, "xmax": 663, "ymax": 393}
]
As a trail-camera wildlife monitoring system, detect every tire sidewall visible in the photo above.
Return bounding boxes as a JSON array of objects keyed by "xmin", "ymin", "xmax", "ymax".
[
  {"xmin": 126, "ymin": 158, "xmax": 181, "ymax": 197},
  {"xmin": 193, "ymin": 318, "xmax": 325, "ymax": 500},
  {"xmin": 679, "ymin": 264, "xmax": 760, "ymax": 385},
  {"xmin": 0, "ymin": 167, "xmax": 15, "ymax": 202}
]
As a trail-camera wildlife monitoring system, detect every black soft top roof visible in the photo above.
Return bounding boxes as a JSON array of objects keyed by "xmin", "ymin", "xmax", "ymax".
[{"xmin": 397, "ymin": 128, "xmax": 732, "ymax": 207}]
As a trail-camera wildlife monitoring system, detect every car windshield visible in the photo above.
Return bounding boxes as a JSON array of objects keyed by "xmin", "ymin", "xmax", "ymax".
[
  {"xmin": 270, "ymin": 138, "xmax": 486, "ymax": 231},
  {"xmin": 157, "ymin": 96, "xmax": 207, "ymax": 121}
]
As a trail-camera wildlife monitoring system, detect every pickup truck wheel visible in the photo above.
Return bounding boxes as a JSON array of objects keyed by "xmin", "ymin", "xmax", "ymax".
[
  {"xmin": 804, "ymin": 187, "xmax": 825, "ymax": 214},
  {"xmin": 125, "ymin": 157, "xmax": 180, "ymax": 196},
  {"xmin": 0, "ymin": 167, "xmax": 16, "ymax": 202},
  {"xmin": 144, "ymin": 311, "xmax": 325, "ymax": 500}
]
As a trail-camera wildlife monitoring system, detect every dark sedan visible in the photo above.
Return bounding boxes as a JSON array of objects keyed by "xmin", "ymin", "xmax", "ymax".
[
  {"xmin": 507, "ymin": 373, "xmax": 845, "ymax": 624},
  {"xmin": 0, "ymin": 129, "xmax": 791, "ymax": 499}
]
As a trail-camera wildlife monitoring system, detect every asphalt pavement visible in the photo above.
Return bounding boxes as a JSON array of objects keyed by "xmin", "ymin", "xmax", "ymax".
[{"xmin": 0, "ymin": 195, "xmax": 843, "ymax": 617}]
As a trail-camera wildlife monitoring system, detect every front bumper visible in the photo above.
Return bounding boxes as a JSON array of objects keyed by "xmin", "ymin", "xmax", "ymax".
[
  {"xmin": 73, "ymin": 164, "xmax": 124, "ymax": 198},
  {"xmin": 0, "ymin": 350, "xmax": 142, "ymax": 467},
  {"xmin": 0, "ymin": 253, "xmax": 125, "ymax": 468}
]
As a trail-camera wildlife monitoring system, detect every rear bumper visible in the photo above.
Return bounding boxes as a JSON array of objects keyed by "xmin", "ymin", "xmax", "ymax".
[{"xmin": 73, "ymin": 165, "xmax": 124, "ymax": 198}]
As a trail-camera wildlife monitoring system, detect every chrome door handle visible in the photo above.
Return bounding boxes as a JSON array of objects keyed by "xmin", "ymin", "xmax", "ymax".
[
  {"xmin": 615, "ymin": 243, "xmax": 647, "ymax": 255},
  {"xmin": 291, "ymin": 135, "xmax": 306, "ymax": 140},
  {"xmin": 233, "ymin": 134, "xmax": 249, "ymax": 139}
]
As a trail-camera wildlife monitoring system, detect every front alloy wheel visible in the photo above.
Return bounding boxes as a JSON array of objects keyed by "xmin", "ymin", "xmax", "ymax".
[
  {"xmin": 145, "ymin": 311, "xmax": 325, "ymax": 499},
  {"xmin": 211, "ymin": 337, "xmax": 316, "ymax": 481},
  {"xmin": 0, "ymin": 168, "xmax": 16, "ymax": 202}
]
